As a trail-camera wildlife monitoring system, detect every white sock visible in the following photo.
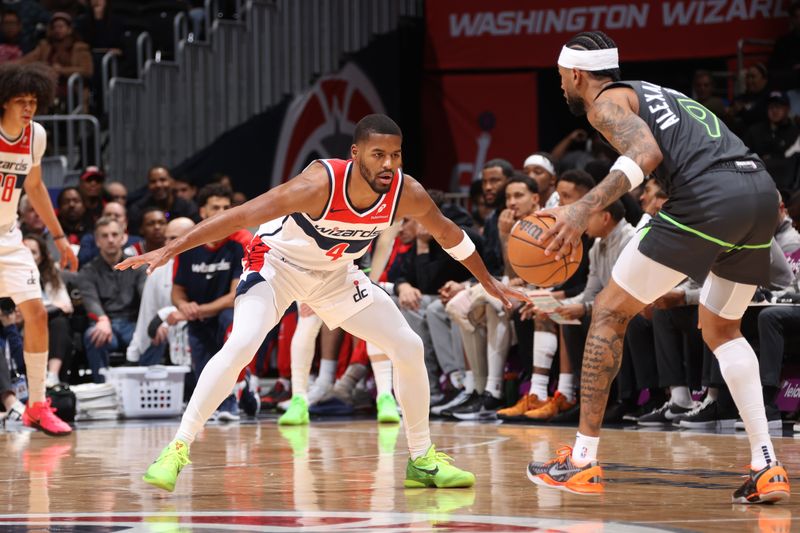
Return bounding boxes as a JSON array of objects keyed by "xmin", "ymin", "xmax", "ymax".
[
  {"xmin": 290, "ymin": 313, "xmax": 323, "ymax": 396},
  {"xmin": 557, "ymin": 373, "xmax": 575, "ymax": 403},
  {"xmin": 531, "ymin": 373, "xmax": 549, "ymax": 400},
  {"xmin": 669, "ymin": 385, "xmax": 693, "ymax": 408},
  {"xmin": 463, "ymin": 370, "xmax": 475, "ymax": 394},
  {"xmin": 706, "ymin": 387, "xmax": 719, "ymax": 401},
  {"xmin": 572, "ymin": 432, "xmax": 599, "ymax": 466},
  {"xmin": 371, "ymin": 359, "xmax": 393, "ymax": 397},
  {"xmin": 449, "ymin": 370, "xmax": 465, "ymax": 389},
  {"xmin": 485, "ymin": 377, "xmax": 502, "ymax": 399},
  {"xmin": 317, "ymin": 358, "xmax": 337, "ymax": 387},
  {"xmin": 24, "ymin": 351, "xmax": 47, "ymax": 404},
  {"xmin": 715, "ymin": 338, "xmax": 776, "ymax": 470},
  {"xmin": 533, "ymin": 331, "xmax": 557, "ymax": 370}
]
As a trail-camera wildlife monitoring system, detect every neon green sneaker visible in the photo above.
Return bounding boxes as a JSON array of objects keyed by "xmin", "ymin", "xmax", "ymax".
[
  {"xmin": 404, "ymin": 445, "xmax": 475, "ymax": 488},
  {"xmin": 278, "ymin": 425, "xmax": 309, "ymax": 456},
  {"xmin": 278, "ymin": 395, "xmax": 309, "ymax": 426},
  {"xmin": 143, "ymin": 440, "xmax": 191, "ymax": 492},
  {"xmin": 376, "ymin": 393, "xmax": 400, "ymax": 423}
]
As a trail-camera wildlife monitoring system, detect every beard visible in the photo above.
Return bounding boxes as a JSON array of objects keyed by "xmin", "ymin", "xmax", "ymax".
[
  {"xmin": 566, "ymin": 93, "xmax": 587, "ymax": 116},
  {"xmin": 358, "ymin": 159, "xmax": 392, "ymax": 194}
]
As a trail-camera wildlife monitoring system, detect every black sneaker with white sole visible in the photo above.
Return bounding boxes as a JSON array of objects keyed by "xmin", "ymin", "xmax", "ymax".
[
  {"xmin": 440, "ymin": 391, "xmax": 479, "ymax": 418},
  {"xmin": 637, "ymin": 400, "xmax": 694, "ymax": 426},
  {"xmin": 452, "ymin": 391, "xmax": 504, "ymax": 420},
  {"xmin": 431, "ymin": 389, "xmax": 470, "ymax": 416},
  {"xmin": 678, "ymin": 397, "xmax": 737, "ymax": 429},
  {"xmin": 733, "ymin": 404, "xmax": 783, "ymax": 430},
  {"xmin": 622, "ymin": 396, "xmax": 668, "ymax": 422}
]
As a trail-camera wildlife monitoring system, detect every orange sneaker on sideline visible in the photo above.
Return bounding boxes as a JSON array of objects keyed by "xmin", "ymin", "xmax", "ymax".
[
  {"xmin": 23, "ymin": 399, "xmax": 72, "ymax": 436},
  {"xmin": 524, "ymin": 391, "xmax": 576, "ymax": 421},
  {"xmin": 497, "ymin": 393, "xmax": 544, "ymax": 419}
]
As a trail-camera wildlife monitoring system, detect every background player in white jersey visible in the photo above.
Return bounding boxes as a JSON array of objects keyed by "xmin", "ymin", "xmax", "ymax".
[
  {"xmin": 118, "ymin": 114, "xmax": 525, "ymax": 492},
  {"xmin": 0, "ymin": 63, "xmax": 78, "ymax": 435}
]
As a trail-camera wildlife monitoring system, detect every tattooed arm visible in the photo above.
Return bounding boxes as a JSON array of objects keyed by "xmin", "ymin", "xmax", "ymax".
[{"xmin": 539, "ymin": 87, "xmax": 663, "ymax": 259}]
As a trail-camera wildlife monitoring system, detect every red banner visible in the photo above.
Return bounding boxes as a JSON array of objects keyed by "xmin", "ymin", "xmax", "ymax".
[
  {"xmin": 425, "ymin": 0, "xmax": 790, "ymax": 70},
  {"xmin": 421, "ymin": 73, "xmax": 538, "ymax": 192}
]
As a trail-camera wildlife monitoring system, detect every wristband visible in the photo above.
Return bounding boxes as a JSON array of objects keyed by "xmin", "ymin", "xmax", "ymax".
[
  {"xmin": 610, "ymin": 155, "xmax": 644, "ymax": 190},
  {"xmin": 443, "ymin": 230, "xmax": 476, "ymax": 261}
]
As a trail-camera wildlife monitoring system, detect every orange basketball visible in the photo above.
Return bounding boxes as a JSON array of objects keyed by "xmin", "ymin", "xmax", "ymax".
[{"xmin": 507, "ymin": 215, "xmax": 583, "ymax": 288}]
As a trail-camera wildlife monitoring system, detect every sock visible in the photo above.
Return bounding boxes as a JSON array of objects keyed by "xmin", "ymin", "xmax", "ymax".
[
  {"xmin": 572, "ymin": 432, "xmax": 599, "ymax": 466},
  {"xmin": 371, "ymin": 359, "xmax": 393, "ymax": 397},
  {"xmin": 316, "ymin": 358, "xmax": 337, "ymax": 387},
  {"xmin": 24, "ymin": 351, "xmax": 47, "ymax": 404},
  {"xmin": 449, "ymin": 370, "xmax": 465, "ymax": 389},
  {"xmin": 706, "ymin": 387, "xmax": 719, "ymax": 401},
  {"xmin": 485, "ymin": 377, "xmax": 502, "ymax": 399},
  {"xmin": 669, "ymin": 385, "xmax": 693, "ymax": 408},
  {"xmin": 557, "ymin": 373, "xmax": 575, "ymax": 403},
  {"xmin": 533, "ymin": 331, "xmax": 557, "ymax": 370},
  {"xmin": 714, "ymin": 338, "xmax": 776, "ymax": 470},
  {"xmin": 531, "ymin": 373, "xmax": 549, "ymax": 400},
  {"xmin": 333, "ymin": 364, "xmax": 367, "ymax": 398},
  {"xmin": 463, "ymin": 371, "xmax": 475, "ymax": 394}
]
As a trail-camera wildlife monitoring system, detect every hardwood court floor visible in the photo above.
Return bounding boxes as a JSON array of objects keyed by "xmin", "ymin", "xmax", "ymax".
[{"xmin": 0, "ymin": 417, "xmax": 797, "ymax": 532}]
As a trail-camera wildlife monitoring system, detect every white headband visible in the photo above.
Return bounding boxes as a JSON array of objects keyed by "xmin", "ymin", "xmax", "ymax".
[
  {"xmin": 523, "ymin": 154, "xmax": 556, "ymax": 176},
  {"xmin": 557, "ymin": 46, "xmax": 619, "ymax": 71}
]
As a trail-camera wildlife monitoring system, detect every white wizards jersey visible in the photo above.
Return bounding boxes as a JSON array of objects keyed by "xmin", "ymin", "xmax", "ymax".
[
  {"xmin": 0, "ymin": 121, "xmax": 46, "ymax": 233},
  {"xmin": 246, "ymin": 159, "xmax": 404, "ymax": 272}
]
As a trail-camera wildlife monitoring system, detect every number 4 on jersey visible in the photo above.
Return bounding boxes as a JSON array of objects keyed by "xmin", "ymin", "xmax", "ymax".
[{"xmin": 325, "ymin": 242, "xmax": 349, "ymax": 261}]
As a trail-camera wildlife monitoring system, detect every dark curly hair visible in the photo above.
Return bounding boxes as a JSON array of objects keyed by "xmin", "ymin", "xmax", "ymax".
[{"xmin": 0, "ymin": 63, "xmax": 55, "ymax": 115}]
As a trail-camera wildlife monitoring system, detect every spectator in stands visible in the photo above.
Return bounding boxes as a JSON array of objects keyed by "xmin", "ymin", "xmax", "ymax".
[
  {"xmin": 0, "ymin": 10, "xmax": 24, "ymax": 62},
  {"xmin": 0, "ymin": 1, "xmax": 50, "ymax": 54},
  {"xmin": 78, "ymin": 217, "xmax": 146, "ymax": 383},
  {"xmin": 522, "ymin": 152, "xmax": 559, "ymax": 208},
  {"xmin": 127, "ymin": 217, "xmax": 195, "ymax": 366},
  {"xmin": 692, "ymin": 69, "xmax": 726, "ymax": 119},
  {"xmin": 478, "ymin": 159, "xmax": 513, "ymax": 277},
  {"xmin": 0, "ymin": 301, "xmax": 25, "ymax": 422},
  {"xmin": 173, "ymin": 184, "xmax": 248, "ymax": 420},
  {"xmin": 18, "ymin": 194, "xmax": 59, "ymax": 261},
  {"xmin": 551, "ymin": 128, "xmax": 592, "ymax": 172},
  {"xmin": 128, "ymin": 165, "xmax": 199, "ymax": 233},
  {"xmin": 56, "ymin": 186, "xmax": 90, "ymax": 244},
  {"xmin": 468, "ymin": 179, "xmax": 490, "ymax": 233},
  {"xmin": 124, "ymin": 207, "xmax": 166, "ymax": 256},
  {"xmin": 776, "ymin": 196, "xmax": 800, "ymax": 254},
  {"xmin": 172, "ymin": 175, "xmax": 196, "ymax": 203},
  {"xmin": 232, "ymin": 191, "xmax": 247, "ymax": 207},
  {"xmin": 76, "ymin": 0, "xmax": 123, "ymax": 52},
  {"xmin": 41, "ymin": 0, "xmax": 86, "ymax": 19},
  {"xmin": 78, "ymin": 165, "xmax": 105, "ymax": 224},
  {"xmin": 78, "ymin": 200, "xmax": 141, "ymax": 267},
  {"xmin": 17, "ymin": 12, "xmax": 93, "ymax": 111},
  {"xmin": 726, "ymin": 63, "xmax": 771, "ymax": 136},
  {"xmin": 104, "ymin": 181, "xmax": 127, "ymax": 206},
  {"xmin": 210, "ymin": 172, "xmax": 233, "ymax": 190},
  {"xmin": 22, "ymin": 234, "xmax": 73, "ymax": 387},
  {"xmin": 745, "ymin": 91, "xmax": 800, "ymax": 188},
  {"xmin": 768, "ymin": 1, "xmax": 800, "ymax": 87}
]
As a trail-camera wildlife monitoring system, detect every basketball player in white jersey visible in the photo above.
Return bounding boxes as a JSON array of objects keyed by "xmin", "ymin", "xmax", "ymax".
[
  {"xmin": 118, "ymin": 114, "xmax": 525, "ymax": 492},
  {"xmin": 0, "ymin": 64, "xmax": 78, "ymax": 435}
]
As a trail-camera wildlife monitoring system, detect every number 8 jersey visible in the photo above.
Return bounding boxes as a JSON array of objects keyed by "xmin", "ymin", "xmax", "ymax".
[
  {"xmin": 0, "ymin": 121, "xmax": 46, "ymax": 234},
  {"xmin": 252, "ymin": 159, "xmax": 404, "ymax": 271}
]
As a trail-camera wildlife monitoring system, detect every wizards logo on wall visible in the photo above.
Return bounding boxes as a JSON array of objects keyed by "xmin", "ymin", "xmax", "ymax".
[{"xmin": 270, "ymin": 63, "xmax": 386, "ymax": 190}]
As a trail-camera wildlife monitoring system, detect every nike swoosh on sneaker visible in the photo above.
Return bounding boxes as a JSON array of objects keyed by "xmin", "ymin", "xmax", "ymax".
[
  {"xmin": 547, "ymin": 464, "xmax": 583, "ymax": 478},
  {"xmin": 412, "ymin": 465, "xmax": 439, "ymax": 475}
]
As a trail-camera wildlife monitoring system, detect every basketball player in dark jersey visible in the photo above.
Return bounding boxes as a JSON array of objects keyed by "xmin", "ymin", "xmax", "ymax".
[{"xmin": 527, "ymin": 31, "xmax": 790, "ymax": 504}]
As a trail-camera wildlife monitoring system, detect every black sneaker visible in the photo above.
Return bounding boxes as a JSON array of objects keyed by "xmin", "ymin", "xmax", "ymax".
[
  {"xmin": 604, "ymin": 401, "xmax": 636, "ymax": 424},
  {"xmin": 731, "ymin": 461, "xmax": 790, "ymax": 504},
  {"xmin": 637, "ymin": 400, "xmax": 694, "ymax": 426},
  {"xmin": 622, "ymin": 396, "xmax": 667, "ymax": 422},
  {"xmin": 432, "ymin": 389, "xmax": 470, "ymax": 416},
  {"xmin": 527, "ymin": 446, "xmax": 604, "ymax": 495},
  {"xmin": 441, "ymin": 391, "xmax": 479, "ymax": 418},
  {"xmin": 678, "ymin": 397, "xmax": 737, "ymax": 429},
  {"xmin": 238, "ymin": 369, "xmax": 261, "ymax": 417},
  {"xmin": 550, "ymin": 403, "xmax": 580, "ymax": 424},
  {"xmin": 734, "ymin": 404, "xmax": 784, "ymax": 431},
  {"xmin": 261, "ymin": 380, "xmax": 291, "ymax": 409},
  {"xmin": 452, "ymin": 391, "xmax": 503, "ymax": 420}
]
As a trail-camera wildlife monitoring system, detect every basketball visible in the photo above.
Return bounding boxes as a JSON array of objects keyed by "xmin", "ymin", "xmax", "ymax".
[{"xmin": 507, "ymin": 215, "xmax": 583, "ymax": 288}]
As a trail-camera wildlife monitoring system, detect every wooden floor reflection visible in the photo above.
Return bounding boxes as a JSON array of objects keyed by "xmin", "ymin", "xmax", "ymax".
[{"xmin": 0, "ymin": 417, "xmax": 797, "ymax": 532}]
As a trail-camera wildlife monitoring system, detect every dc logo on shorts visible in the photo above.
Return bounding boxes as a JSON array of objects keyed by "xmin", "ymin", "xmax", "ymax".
[
  {"xmin": 352, "ymin": 280, "xmax": 368, "ymax": 303},
  {"xmin": 27, "ymin": 270, "xmax": 36, "ymax": 285}
]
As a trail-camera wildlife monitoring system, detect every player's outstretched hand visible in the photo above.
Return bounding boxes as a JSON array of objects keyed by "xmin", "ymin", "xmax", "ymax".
[
  {"xmin": 115, "ymin": 246, "xmax": 174, "ymax": 275},
  {"xmin": 55, "ymin": 238, "xmax": 78, "ymax": 272},
  {"xmin": 482, "ymin": 277, "xmax": 530, "ymax": 310},
  {"xmin": 536, "ymin": 203, "xmax": 588, "ymax": 261}
]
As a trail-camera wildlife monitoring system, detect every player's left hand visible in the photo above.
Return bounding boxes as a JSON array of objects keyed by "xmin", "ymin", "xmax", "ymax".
[
  {"xmin": 115, "ymin": 245, "xmax": 174, "ymax": 275},
  {"xmin": 481, "ymin": 277, "xmax": 530, "ymax": 310},
  {"xmin": 536, "ymin": 203, "xmax": 588, "ymax": 261},
  {"xmin": 554, "ymin": 303, "xmax": 585, "ymax": 320},
  {"xmin": 55, "ymin": 238, "xmax": 78, "ymax": 272}
]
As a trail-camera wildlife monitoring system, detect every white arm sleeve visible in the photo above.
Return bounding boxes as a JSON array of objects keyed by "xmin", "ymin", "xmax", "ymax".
[{"xmin": 31, "ymin": 122, "xmax": 46, "ymax": 166}]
